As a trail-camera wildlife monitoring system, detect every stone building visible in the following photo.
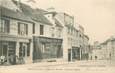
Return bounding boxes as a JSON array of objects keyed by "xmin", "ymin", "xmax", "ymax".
[
  {"xmin": 89, "ymin": 41, "xmax": 103, "ymax": 60},
  {"xmin": 101, "ymin": 36, "xmax": 115, "ymax": 61},
  {"xmin": 0, "ymin": 4, "xmax": 34, "ymax": 64},
  {"xmin": 13, "ymin": 2, "xmax": 64, "ymax": 62},
  {"xmin": 81, "ymin": 34, "xmax": 89, "ymax": 60},
  {"xmin": 91, "ymin": 38, "xmax": 115, "ymax": 61},
  {"xmin": 0, "ymin": 0, "xmax": 63, "ymax": 65},
  {"xmin": 0, "ymin": 0, "xmax": 90, "ymax": 65},
  {"xmin": 54, "ymin": 13, "xmax": 89, "ymax": 61}
]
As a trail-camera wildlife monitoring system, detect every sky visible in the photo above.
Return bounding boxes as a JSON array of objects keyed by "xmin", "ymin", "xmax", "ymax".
[{"xmin": 21, "ymin": 0, "xmax": 115, "ymax": 44}]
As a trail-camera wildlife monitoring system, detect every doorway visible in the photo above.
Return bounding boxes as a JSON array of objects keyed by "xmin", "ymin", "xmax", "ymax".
[
  {"xmin": 68, "ymin": 49, "xmax": 71, "ymax": 61},
  {"xmin": 2, "ymin": 45, "xmax": 8, "ymax": 57},
  {"xmin": 19, "ymin": 43, "xmax": 27, "ymax": 64},
  {"xmin": 0, "ymin": 43, "xmax": 8, "ymax": 64},
  {"xmin": 0, "ymin": 41, "xmax": 16, "ymax": 65}
]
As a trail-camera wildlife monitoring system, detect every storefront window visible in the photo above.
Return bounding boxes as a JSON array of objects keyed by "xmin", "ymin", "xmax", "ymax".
[
  {"xmin": 56, "ymin": 45, "xmax": 63, "ymax": 58},
  {"xmin": 8, "ymin": 42, "xmax": 16, "ymax": 56},
  {"xmin": 41, "ymin": 43, "xmax": 50, "ymax": 59},
  {"xmin": 33, "ymin": 37, "xmax": 63, "ymax": 60},
  {"xmin": 41, "ymin": 42, "xmax": 63, "ymax": 59},
  {"xmin": 0, "ymin": 41, "xmax": 16, "ymax": 63}
]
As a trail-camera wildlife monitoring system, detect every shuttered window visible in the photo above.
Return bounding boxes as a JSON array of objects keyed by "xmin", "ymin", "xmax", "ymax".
[{"xmin": 18, "ymin": 22, "xmax": 28, "ymax": 36}]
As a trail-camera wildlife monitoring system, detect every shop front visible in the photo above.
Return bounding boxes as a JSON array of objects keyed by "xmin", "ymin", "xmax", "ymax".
[
  {"xmin": 72, "ymin": 47, "xmax": 80, "ymax": 61},
  {"xmin": 33, "ymin": 36, "xmax": 63, "ymax": 62},
  {"xmin": 68, "ymin": 47, "xmax": 80, "ymax": 62},
  {"xmin": 0, "ymin": 41, "xmax": 16, "ymax": 65},
  {"xmin": 0, "ymin": 35, "xmax": 32, "ymax": 65}
]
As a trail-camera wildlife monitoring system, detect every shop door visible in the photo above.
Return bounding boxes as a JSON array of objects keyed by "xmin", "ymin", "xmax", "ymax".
[
  {"xmin": 3, "ymin": 45, "xmax": 8, "ymax": 56},
  {"xmin": 68, "ymin": 49, "xmax": 71, "ymax": 61},
  {"xmin": 19, "ymin": 45, "xmax": 26, "ymax": 58},
  {"xmin": 19, "ymin": 43, "xmax": 27, "ymax": 64}
]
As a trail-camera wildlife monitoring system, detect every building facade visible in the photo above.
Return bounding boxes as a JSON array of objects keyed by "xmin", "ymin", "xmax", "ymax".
[
  {"xmin": 32, "ymin": 10, "xmax": 63, "ymax": 62},
  {"xmin": 101, "ymin": 37, "xmax": 115, "ymax": 61},
  {"xmin": 55, "ymin": 13, "xmax": 89, "ymax": 61},
  {"xmin": 0, "ymin": 0, "xmax": 90, "ymax": 65},
  {"xmin": 0, "ymin": 5, "xmax": 34, "ymax": 65},
  {"xmin": 90, "ymin": 38, "xmax": 115, "ymax": 61}
]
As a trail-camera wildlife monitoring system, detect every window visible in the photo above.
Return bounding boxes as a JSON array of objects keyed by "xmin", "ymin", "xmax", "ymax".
[
  {"xmin": 40, "ymin": 25, "xmax": 44, "ymax": 35},
  {"xmin": 79, "ymin": 34, "xmax": 81, "ymax": 37},
  {"xmin": 76, "ymin": 31, "xmax": 78, "ymax": 37},
  {"xmin": 41, "ymin": 43, "xmax": 45, "ymax": 53},
  {"xmin": 0, "ymin": 19, "xmax": 10, "ymax": 33},
  {"xmin": 57, "ymin": 28, "xmax": 61, "ymax": 37},
  {"xmin": 33, "ymin": 23, "xmax": 35, "ymax": 34},
  {"xmin": 68, "ymin": 27, "xmax": 70, "ymax": 34},
  {"xmin": 51, "ymin": 27, "xmax": 55, "ymax": 37},
  {"xmin": 18, "ymin": 22, "xmax": 28, "ymax": 36}
]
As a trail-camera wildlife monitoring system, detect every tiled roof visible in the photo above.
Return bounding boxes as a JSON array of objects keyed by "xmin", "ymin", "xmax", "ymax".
[
  {"xmin": 35, "ymin": 8, "xmax": 47, "ymax": 14},
  {"xmin": 12, "ymin": 0, "xmax": 52, "ymax": 25},
  {"xmin": 33, "ymin": 10, "xmax": 53, "ymax": 25},
  {"xmin": 0, "ymin": 6, "xmax": 34, "ymax": 23},
  {"xmin": 21, "ymin": 4, "xmax": 52, "ymax": 25}
]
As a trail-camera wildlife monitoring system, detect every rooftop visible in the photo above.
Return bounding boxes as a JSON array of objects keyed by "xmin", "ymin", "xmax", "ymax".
[
  {"xmin": 0, "ymin": 6, "xmax": 34, "ymax": 23},
  {"xmin": 12, "ymin": 0, "xmax": 53, "ymax": 25}
]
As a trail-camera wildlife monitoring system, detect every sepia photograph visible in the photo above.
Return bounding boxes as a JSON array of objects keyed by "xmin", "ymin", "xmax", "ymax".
[{"xmin": 0, "ymin": 0, "xmax": 115, "ymax": 73}]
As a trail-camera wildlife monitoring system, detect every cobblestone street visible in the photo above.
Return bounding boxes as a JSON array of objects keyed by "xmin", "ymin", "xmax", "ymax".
[{"xmin": 0, "ymin": 60, "xmax": 115, "ymax": 73}]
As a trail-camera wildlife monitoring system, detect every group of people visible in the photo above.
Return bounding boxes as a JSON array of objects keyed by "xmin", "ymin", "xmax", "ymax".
[{"xmin": 0, "ymin": 55, "xmax": 25, "ymax": 65}]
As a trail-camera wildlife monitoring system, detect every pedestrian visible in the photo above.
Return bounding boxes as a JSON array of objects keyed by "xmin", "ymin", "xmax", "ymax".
[{"xmin": 0, "ymin": 56, "xmax": 6, "ymax": 65}]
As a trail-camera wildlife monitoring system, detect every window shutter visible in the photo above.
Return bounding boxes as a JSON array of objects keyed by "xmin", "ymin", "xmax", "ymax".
[
  {"xmin": 18, "ymin": 23, "xmax": 20, "ymax": 34},
  {"xmin": 26, "ymin": 24, "xmax": 28, "ymax": 35}
]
